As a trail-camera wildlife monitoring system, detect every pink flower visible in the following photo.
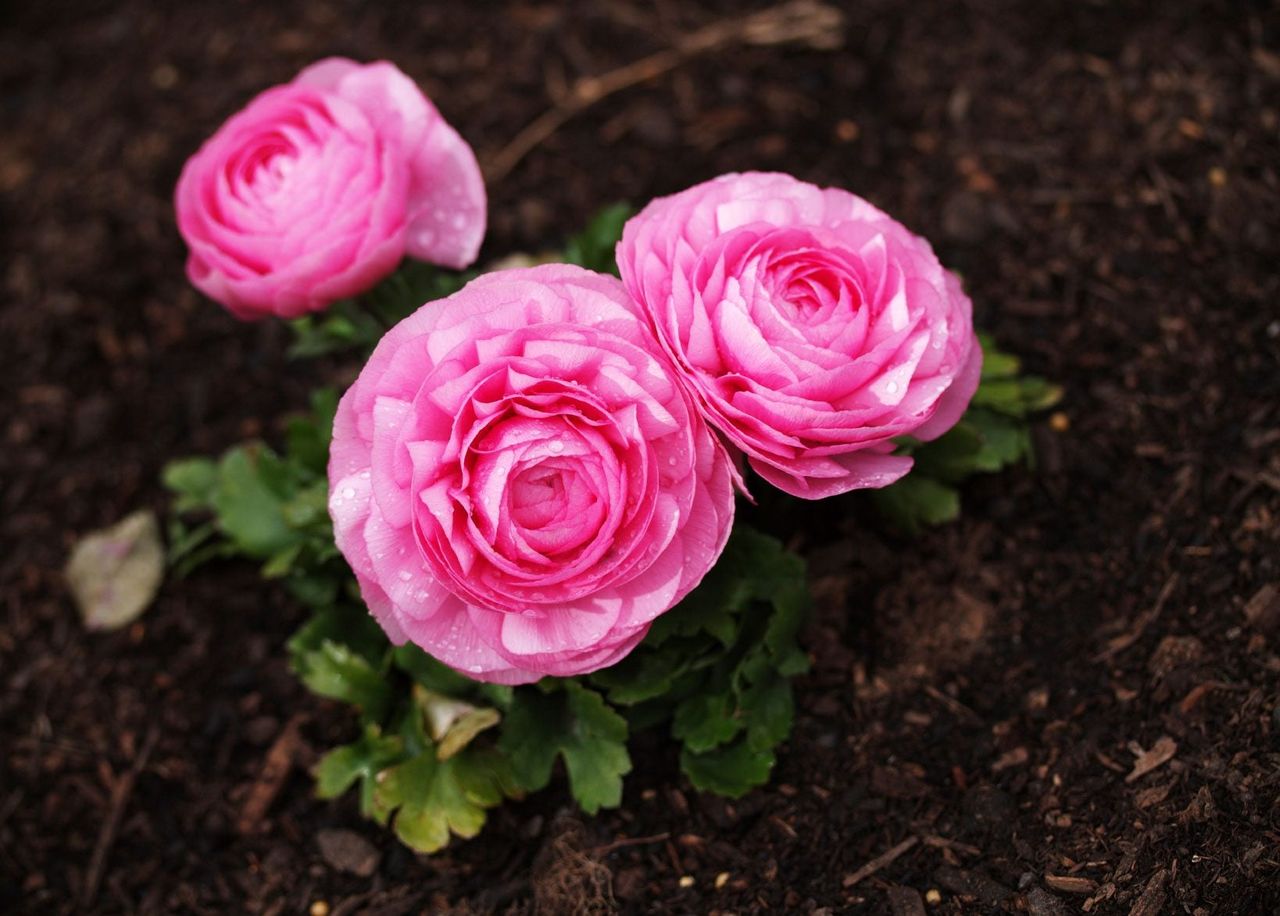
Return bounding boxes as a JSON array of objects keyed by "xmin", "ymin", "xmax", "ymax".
[
  {"xmin": 617, "ymin": 172, "xmax": 982, "ymax": 499},
  {"xmin": 175, "ymin": 58, "xmax": 485, "ymax": 320},
  {"xmin": 328, "ymin": 265, "xmax": 735, "ymax": 684}
]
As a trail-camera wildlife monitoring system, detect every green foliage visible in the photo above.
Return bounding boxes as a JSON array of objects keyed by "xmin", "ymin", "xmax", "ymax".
[
  {"xmin": 288, "ymin": 260, "xmax": 474, "ymax": 358},
  {"xmin": 159, "ymin": 207, "xmax": 1055, "ymax": 858},
  {"xmin": 561, "ymin": 203, "xmax": 633, "ymax": 276},
  {"xmin": 590, "ymin": 526, "xmax": 809, "ymax": 797},
  {"xmin": 163, "ymin": 390, "xmax": 348, "ymax": 601},
  {"xmin": 871, "ymin": 335, "xmax": 1062, "ymax": 534},
  {"xmin": 286, "ymin": 204, "xmax": 633, "ymax": 360},
  {"xmin": 165, "ymin": 399, "xmax": 811, "ymax": 833},
  {"xmin": 500, "ymin": 682, "xmax": 632, "ymax": 814},
  {"xmin": 679, "ymin": 737, "xmax": 776, "ymax": 798},
  {"xmin": 314, "ymin": 728, "xmax": 406, "ymax": 814},
  {"xmin": 373, "ymin": 745, "xmax": 518, "ymax": 852},
  {"xmin": 314, "ymin": 688, "xmax": 521, "ymax": 854}
]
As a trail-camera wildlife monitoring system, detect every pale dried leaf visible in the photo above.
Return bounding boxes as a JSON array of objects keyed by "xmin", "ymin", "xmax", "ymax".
[
  {"xmin": 66, "ymin": 510, "xmax": 165, "ymax": 631},
  {"xmin": 436, "ymin": 707, "xmax": 502, "ymax": 761}
]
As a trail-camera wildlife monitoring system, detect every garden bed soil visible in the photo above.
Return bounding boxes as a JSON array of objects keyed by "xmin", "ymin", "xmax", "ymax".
[{"xmin": 2, "ymin": 1, "xmax": 1278, "ymax": 913}]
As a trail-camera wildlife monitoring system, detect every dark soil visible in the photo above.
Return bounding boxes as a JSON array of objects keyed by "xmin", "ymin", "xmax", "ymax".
[{"xmin": 3, "ymin": 1, "xmax": 1278, "ymax": 913}]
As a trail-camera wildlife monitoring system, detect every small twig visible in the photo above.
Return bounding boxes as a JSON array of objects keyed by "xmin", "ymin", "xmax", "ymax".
[
  {"xmin": 921, "ymin": 834, "xmax": 982, "ymax": 856},
  {"xmin": 842, "ymin": 835, "xmax": 919, "ymax": 888},
  {"xmin": 1095, "ymin": 572, "xmax": 1180, "ymax": 662},
  {"xmin": 923, "ymin": 684, "xmax": 983, "ymax": 724},
  {"xmin": 81, "ymin": 725, "xmax": 160, "ymax": 910},
  {"xmin": 592, "ymin": 831, "xmax": 671, "ymax": 855},
  {"xmin": 237, "ymin": 713, "xmax": 307, "ymax": 834},
  {"xmin": 485, "ymin": 1, "xmax": 844, "ymax": 182}
]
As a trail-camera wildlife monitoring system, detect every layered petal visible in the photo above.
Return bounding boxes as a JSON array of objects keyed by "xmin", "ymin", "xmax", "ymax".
[
  {"xmin": 329, "ymin": 265, "xmax": 735, "ymax": 684},
  {"xmin": 617, "ymin": 171, "xmax": 981, "ymax": 499},
  {"xmin": 175, "ymin": 58, "xmax": 485, "ymax": 320}
]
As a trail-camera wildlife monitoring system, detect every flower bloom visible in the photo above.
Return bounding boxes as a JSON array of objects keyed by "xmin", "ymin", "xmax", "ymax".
[
  {"xmin": 328, "ymin": 265, "xmax": 736, "ymax": 684},
  {"xmin": 617, "ymin": 171, "xmax": 982, "ymax": 499},
  {"xmin": 175, "ymin": 58, "xmax": 485, "ymax": 320}
]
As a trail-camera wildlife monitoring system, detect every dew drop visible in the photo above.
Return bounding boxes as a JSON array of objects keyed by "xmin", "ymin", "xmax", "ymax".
[
  {"xmin": 398, "ymin": 570, "xmax": 412, "ymax": 581},
  {"xmin": 548, "ymin": 440, "xmax": 565, "ymax": 454},
  {"xmin": 342, "ymin": 487, "xmax": 356, "ymax": 499},
  {"xmin": 886, "ymin": 381, "xmax": 899, "ymax": 395}
]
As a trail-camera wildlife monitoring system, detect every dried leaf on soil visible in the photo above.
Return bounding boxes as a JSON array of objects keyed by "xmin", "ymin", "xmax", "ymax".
[{"xmin": 66, "ymin": 509, "xmax": 165, "ymax": 631}]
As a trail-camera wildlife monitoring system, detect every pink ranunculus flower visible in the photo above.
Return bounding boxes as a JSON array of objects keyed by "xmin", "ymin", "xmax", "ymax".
[
  {"xmin": 175, "ymin": 58, "xmax": 486, "ymax": 320},
  {"xmin": 617, "ymin": 172, "xmax": 982, "ymax": 499},
  {"xmin": 328, "ymin": 264, "xmax": 736, "ymax": 684}
]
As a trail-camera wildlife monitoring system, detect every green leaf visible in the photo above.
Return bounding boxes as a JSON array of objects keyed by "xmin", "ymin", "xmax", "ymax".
[
  {"xmin": 672, "ymin": 692, "xmax": 742, "ymax": 752},
  {"xmin": 589, "ymin": 641, "xmax": 703, "ymax": 704},
  {"xmin": 165, "ymin": 519, "xmax": 218, "ymax": 567},
  {"xmin": 392, "ymin": 645, "xmax": 515, "ymax": 710},
  {"xmin": 593, "ymin": 526, "xmax": 808, "ymax": 798},
  {"xmin": 736, "ymin": 660, "xmax": 795, "ymax": 751},
  {"xmin": 563, "ymin": 203, "xmax": 633, "ymax": 276},
  {"xmin": 972, "ymin": 335, "xmax": 1062, "ymax": 417},
  {"xmin": 289, "ymin": 604, "xmax": 390, "ymax": 668},
  {"xmin": 978, "ymin": 332, "xmax": 1021, "ymax": 379},
  {"xmin": 964, "ymin": 409, "xmax": 1031, "ymax": 469},
  {"xmin": 394, "ymin": 644, "xmax": 476, "ymax": 694},
  {"xmin": 261, "ymin": 542, "xmax": 303, "ymax": 579},
  {"xmin": 293, "ymin": 640, "xmax": 392, "ymax": 721},
  {"xmin": 284, "ymin": 569, "xmax": 342, "ymax": 609},
  {"xmin": 373, "ymin": 746, "xmax": 518, "ymax": 854},
  {"xmin": 871, "ymin": 474, "xmax": 961, "ymax": 535},
  {"xmin": 162, "ymin": 458, "xmax": 219, "ymax": 512},
  {"xmin": 209, "ymin": 446, "xmax": 299, "ymax": 558},
  {"xmin": 500, "ymin": 682, "xmax": 631, "ymax": 814},
  {"xmin": 647, "ymin": 571, "xmax": 741, "ymax": 648},
  {"xmin": 910, "ymin": 423, "xmax": 986, "ymax": 482},
  {"xmin": 281, "ymin": 481, "xmax": 329, "ymax": 530},
  {"xmin": 286, "ymin": 389, "xmax": 338, "ymax": 476},
  {"xmin": 314, "ymin": 729, "xmax": 406, "ymax": 818},
  {"xmin": 681, "ymin": 738, "xmax": 776, "ymax": 797},
  {"xmin": 287, "ymin": 301, "xmax": 384, "ymax": 359}
]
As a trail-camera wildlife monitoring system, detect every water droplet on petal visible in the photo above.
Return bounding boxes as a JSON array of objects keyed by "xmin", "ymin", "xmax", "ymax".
[
  {"xmin": 886, "ymin": 381, "xmax": 899, "ymax": 395},
  {"xmin": 342, "ymin": 487, "xmax": 356, "ymax": 499},
  {"xmin": 548, "ymin": 440, "xmax": 564, "ymax": 454},
  {"xmin": 398, "ymin": 570, "xmax": 412, "ymax": 581}
]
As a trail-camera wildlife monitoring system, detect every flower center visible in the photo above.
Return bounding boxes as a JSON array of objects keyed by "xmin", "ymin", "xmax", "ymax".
[
  {"xmin": 768, "ymin": 249, "xmax": 861, "ymax": 324},
  {"xmin": 505, "ymin": 459, "xmax": 603, "ymax": 558}
]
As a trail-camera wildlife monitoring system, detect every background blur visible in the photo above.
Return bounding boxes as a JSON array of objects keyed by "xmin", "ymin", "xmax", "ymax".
[{"xmin": 2, "ymin": 1, "xmax": 1277, "ymax": 913}]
